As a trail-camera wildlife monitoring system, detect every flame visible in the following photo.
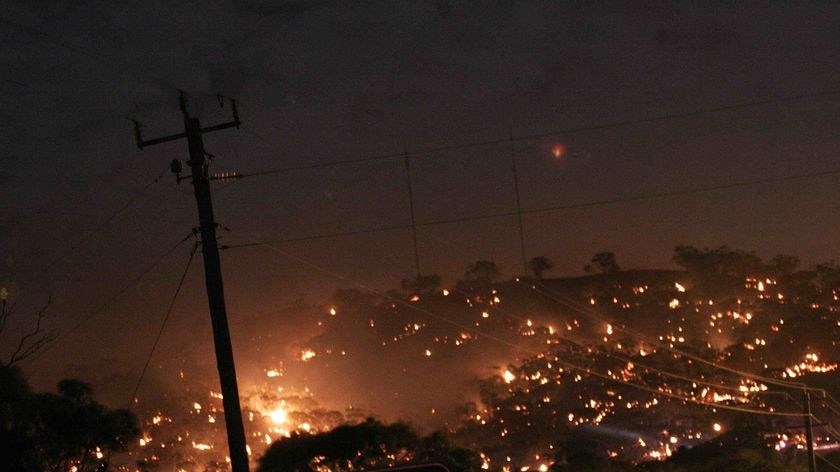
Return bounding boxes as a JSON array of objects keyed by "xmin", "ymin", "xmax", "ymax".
[
  {"xmin": 192, "ymin": 442, "xmax": 212, "ymax": 451},
  {"xmin": 269, "ymin": 408, "xmax": 288, "ymax": 425},
  {"xmin": 503, "ymin": 369, "xmax": 516, "ymax": 383}
]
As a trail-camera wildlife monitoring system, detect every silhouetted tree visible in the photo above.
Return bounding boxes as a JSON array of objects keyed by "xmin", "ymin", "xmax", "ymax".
[
  {"xmin": 457, "ymin": 260, "xmax": 501, "ymax": 293},
  {"xmin": 638, "ymin": 427, "xmax": 805, "ymax": 471},
  {"xmin": 672, "ymin": 245, "xmax": 764, "ymax": 297},
  {"xmin": 551, "ymin": 433, "xmax": 633, "ymax": 471},
  {"xmin": 528, "ymin": 256, "xmax": 553, "ymax": 280},
  {"xmin": 402, "ymin": 274, "xmax": 443, "ymax": 293},
  {"xmin": 814, "ymin": 261, "xmax": 840, "ymax": 291},
  {"xmin": 672, "ymin": 246, "xmax": 761, "ymax": 278},
  {"xmin": 0, "ymin": 366, "xmax": 139, "ymax": 472},
  {"xmin": 589, "ymin": 252, "xmax": 620, "ymax": 274},
  {"xmin": 769, "ymin": 254, "xmax": 799, "ymax": 277},
  {"xmin": 0, "ymin": 289, "xmax": 56, "ymax": 367},
  {"xmin": 257, "ymin": 418, "xmax": 479, "ymax": 472},
  {"xmin": 464, "ymin": 260, "xmax": 500, "ymax": 284}
]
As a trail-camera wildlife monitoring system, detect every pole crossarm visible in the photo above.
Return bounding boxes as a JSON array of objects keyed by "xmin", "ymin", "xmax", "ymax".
[
  {"xmin": 128, "ymin": 91, "xmax": 250, "ymax": 472},
  {"xmin": 133, "ymin": 90, "xmax": 240, "ymax": 149}
]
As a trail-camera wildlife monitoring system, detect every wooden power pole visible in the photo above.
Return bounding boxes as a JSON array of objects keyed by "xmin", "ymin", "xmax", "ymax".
[
  {"xmin": 134, "ymin": 91, "xmax": 249, "ymax": 472},
  {"xmin": 804, "ymin": 389, "xmax": 817, "ymax": 472}
]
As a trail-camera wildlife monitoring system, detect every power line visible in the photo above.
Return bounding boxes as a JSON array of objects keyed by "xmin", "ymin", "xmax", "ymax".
[
  {"xmin": 235, "ymin": 89, "xmax": 840, "ymax": 180},
  {"xmin": 482, "ymin": 302, "xmax": 790, "ymax": 396},
  {"xmin": 424, "ymin": 276, "xmax": 776, "ymax": 398},
  {"xmin": 221, "ymin": 167, "xmax": 840, "ymax": 249},
  {"xmin": 24, "ymin": 232, "xmax": 195, "ymax": 364},
  {"xmin": 528, "ymin": 281, "xmax": 811, "ymax": 391},
  {"xmin": 237, "ymin": 236, "xmax": 807, "ymax": 418},
  {"xmin": 127, "ymin": 242, "xmax": 198, "ymax": 411},
  {"xmin": 816, "ymin": 453, "xmax": 840, "ymax": 472},
  {"xmin": 222, "ymin": 177, "xmax": 824, "ymax": 414},
  {"xmin": 18, "ymin": 166, "xmax": 170, "ymax": 295}
]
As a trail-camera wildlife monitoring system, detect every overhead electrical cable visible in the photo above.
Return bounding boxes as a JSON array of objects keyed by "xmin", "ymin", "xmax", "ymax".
[
  {"xmin": 528, "ymin": 281, "xmax": 813, "ymax": 390},
  {"xmin": 25, "ymin": 232, "xmax": 195, "ymax": 364},
  {"xmin": 127, "ymin": 242, "xmax": 198, "ymax": 411},
  {"xmin": 234, "ymin": 89, "xmax": 840, "ymax": 180},
  {"xmin": 220, "ymin": 167, "xmax": 840, "ymax": 250},
  {"xmin": 238, "ymin": 236, "xmax": 809, "ymax": 418}
]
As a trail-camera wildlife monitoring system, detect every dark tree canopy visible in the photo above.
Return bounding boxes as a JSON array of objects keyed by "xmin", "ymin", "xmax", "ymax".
[
  {"xmin": 457, "ymin": 260, "xmax": 502, "ymax": 293},
  {"xmin": 464, "ymin": 260, "xmax": 500, "ymax": 283},
  {"xmin": 638, "ymin": 427, "xmax": 806, "ymax": 472},
  {"xmin": 587, "ymin": 252, "xmax": 620, "ymax": 274},
  {"xmin": 402, "ymin": 274, "xmax": 443, "ymax": 293},
  {"xmin": 671, "ymin": 246, "xmax": 761, "ymax": 278},
  {"xmin": 257, "ymin": 418, "xmax": 479, "ymax": 472},
  {"xmin": 769, "ymin": 254, "xmax": 799, "ymax": 277},
  {"xmin": 528, "ymin": 256, "xmax": 553, "ymax": 279},
  {"xmin": 0, "ymin": 366, "xmax": 139, "ymax": 472}
]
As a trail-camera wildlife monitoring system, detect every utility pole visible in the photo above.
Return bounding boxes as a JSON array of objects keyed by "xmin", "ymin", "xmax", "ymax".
[
  {"xmin": 134, "ymin": 91, "xmax": 249, "ymax": 472},
  {"xmin": 804, "ymin": 389, "xmax": 817, "ymax": 472},
  {"xmin": 509, "ymin": 128, "xmax": 528, "ymax": 276},
  {"xmin": 403, "ymin": 144, "xmax": 421, "ymax": 279}
]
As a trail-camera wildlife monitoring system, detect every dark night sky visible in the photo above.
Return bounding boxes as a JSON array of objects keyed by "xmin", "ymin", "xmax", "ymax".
[{"xmin": 1, "ymin": 1, "xmax": 839, "ymax": 401}]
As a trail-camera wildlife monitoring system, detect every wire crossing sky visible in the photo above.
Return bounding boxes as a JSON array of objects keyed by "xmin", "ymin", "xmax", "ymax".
[{"xmin": 1, "ymin": 3, "xmax": 839, "ymax": 446}]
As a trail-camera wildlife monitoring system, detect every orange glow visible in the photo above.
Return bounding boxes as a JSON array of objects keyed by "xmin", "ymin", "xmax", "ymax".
[
  {"xmin": 550, "ymin": 143, "xmax": 565, "ymax": 159},
  {"xmin": 269, "ymin": 408, "xmax": 288, "ymax": 425}
]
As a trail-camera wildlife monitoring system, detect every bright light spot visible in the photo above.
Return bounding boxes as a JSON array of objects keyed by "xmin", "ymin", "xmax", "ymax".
[
  {"xmin": 425, "ymin": 349, "xmax": 432, "ymax": 357},
  {"xmin": 266, "ymin": 369, "xmax": 281, "ymax": 378},
  {"xmin": 300, "ymin": 349, "xmax": 316, "ymax": 361},
  {"xmin": 442, "ymin": 289, "xmax": 450, "ymax": 296},
  {"xmin": 192, "ymin": 442, "xmax": 212, "ymax": 451},
  {"xmin": 550, "ymin": 143, "xmax": 565, "ymax": 159},
  {"xmin": 329, "ymin": 307, "xmax": 337, "ymax": 316},
  {"xmin": 482, "ymin": 311, "xmax": 490, "ymax": 318},
  {"xmin": 675, "ymin": 282, "xmax": 686, "ymax": 292},
  {"xmin": 503, "ymin": 369, "xmax": 516, "ymax": 383},
  {"xmin": 193, "ymin": 402, "xmax": 202, "ymax": 411},
  {"xmin": 713, "ymin": 423, "xmax": 722, "ymax": 432},
  {"xmin": 269, "ymin": 408, "xmax": 288, "ymax": 425}
]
